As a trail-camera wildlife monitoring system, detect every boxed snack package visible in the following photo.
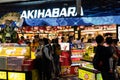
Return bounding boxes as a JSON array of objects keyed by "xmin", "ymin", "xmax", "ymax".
[
  {"xmin": 22, "ymin": 59, "xmax": 34, "ymax": 71},
  {"xmin": 0, "ymin": 57, "xmax": 7, "ymax": 69}
]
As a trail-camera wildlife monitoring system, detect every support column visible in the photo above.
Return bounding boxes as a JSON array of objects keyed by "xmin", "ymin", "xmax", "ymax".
[{"xmin": 76, "ymin": 0, "xmax": 83, "ymax": 16}]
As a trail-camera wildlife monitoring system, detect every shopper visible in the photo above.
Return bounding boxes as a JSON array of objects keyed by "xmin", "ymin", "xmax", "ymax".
[
  {"xmin": 93, "ymin": 35, "xmax": 105, "ymax": 71},
  {"xmin": 25, "ymin": 36, "xmax": 30, "ymax": 44},
  {"xmin": 75, "ymin": 38, "xmax": 81, "ymax": 49},
  {"xmin": 61, "ymin": 36, "xmax": 67, "ymax": 42},
  {"xmin": 18, "ymin": 36, "xmax": 25, "ymax": 44},
  {"xmin": 42, "ymin": 38, "xmax": 53, "ymax": 80},
  {"xmin": 113, "ymin": 39, "xmax": 120, "ymax": 65},
  {"xmin": 31, "ymin": 39, "xmax": 36, "ymax": 52},
  {"xmin": 102, "ymin": 37, "xmax": 117, "ymax": 80},
  {"xmin": 112, "ymin": 39, "xmax": 120, "ymax": 79},
  {"xmin": 52, "ymin": 38, "xmax": 61, "ymax": 79},
  {"xmin": 93, "ymin": 35, "xmax": 116, "ymax": 80},
  {"xmin": 80, "ymin": 38, "xmax": 85, "ymax": 49},
  {"xmin": 34, "ymin": 39, "xmax": 44, "ymax": 80},
  {"xmin": 68, "ymin": 36, "xmax": 75, "ymax": 49}
]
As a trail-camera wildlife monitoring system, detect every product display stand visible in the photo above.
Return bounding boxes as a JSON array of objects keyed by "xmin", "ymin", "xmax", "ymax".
[
  {"xmin": 78, "ymin": 59, "xmax": 103, "ymax": 80},
  {"xmin": 0, "ymin": 69, "xmax": 32, "ymax": 80},
  {"xmin": 0, "ymin": 43, "xmax": 38, "ymax": 80}
]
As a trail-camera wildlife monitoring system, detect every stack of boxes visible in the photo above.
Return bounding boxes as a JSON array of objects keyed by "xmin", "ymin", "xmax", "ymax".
[
  {"xmin": 7, "ymin": 57, "xmax": 24, "ymax": 71},
  {"xmin": 0, "ymin": 56, "xmax": 34, "ymax": 71},
  {"xmin": 0, "ymin": 56, "xmax": 7, "ymax": 70},
  {"xmin": 21, "ymin": 59, "xmax": 34, "ymax": 71}
]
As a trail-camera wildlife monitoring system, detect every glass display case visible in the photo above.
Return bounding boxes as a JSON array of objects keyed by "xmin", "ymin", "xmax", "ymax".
[
  {"xmin": 78, "ymin": 60, "xmax": 103, "ymax": 80},
  {"xmin": 71, "ymin": 49, "xmax": 85, "ymax": 66},
  {"xmin": 78, "ymin": 43, "xmax": 103, "ymax": 80},
  {"xmin": 0, "ymin": 43, "xmax": 36, "ymax": 80}
]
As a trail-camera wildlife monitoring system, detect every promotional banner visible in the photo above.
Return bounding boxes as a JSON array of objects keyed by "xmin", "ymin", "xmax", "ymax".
[
  {"xmin": 8, "ymin": 72, "xmax": 25, "ymax": 80},
  {"xmin": 0, "ymin": 71, "xmax": 7, "ymax": 79},
  {"xmin": 0, "ymin": 1, "xmax": 120, "ymax": 26},
  {"xmin": 24, "ymin": 15, "xmax": 120, "ymax": 26}
]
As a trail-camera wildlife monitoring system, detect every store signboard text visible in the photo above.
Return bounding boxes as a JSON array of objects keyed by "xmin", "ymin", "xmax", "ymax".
[{"xmin": 20, "ymin": 7, "xmax": 83, "ymax": 19}]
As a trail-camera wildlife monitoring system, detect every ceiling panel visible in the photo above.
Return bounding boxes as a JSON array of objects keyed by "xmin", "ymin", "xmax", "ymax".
[
  {"xmin": 0, "ymin": 0, "xmax": 28, "ymax": 3},
  {"xmin": 82, "ymin": 0, "xmax": 120, "ymax": 16}
]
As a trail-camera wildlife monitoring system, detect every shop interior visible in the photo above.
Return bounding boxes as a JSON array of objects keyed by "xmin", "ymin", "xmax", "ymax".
[
  {"xmin": 16, "ymin": 24, "xmax": 117, "ymax": 43},
  {"xmin": 0, "ymin": 24, "xmax": 117, "ymax": 80}
]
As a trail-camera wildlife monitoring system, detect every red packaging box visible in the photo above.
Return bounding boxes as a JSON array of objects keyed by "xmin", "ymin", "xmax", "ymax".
[
  {"xmin": 23, "ymin": 59, "xmax": 33, "ymax": 64},
  {"xmin": 21, "ymin": 64, "xmax": 31, "ymax": 71},
  {"xmin": 22, "ymin": 59, "xmax": 34, "ymax": 71},
  {"xmin": 70, "ymin": 66, "xmax": 78, "ymax": 75}
]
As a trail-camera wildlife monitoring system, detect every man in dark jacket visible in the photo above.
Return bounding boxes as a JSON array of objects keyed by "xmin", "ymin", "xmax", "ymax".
[
  {"xmin": 93, "ymin": 35, "xmax": 116, "ymax": 80},
  {"xmin": 93, "ymin": 35, "xmax": 105, "ymax": 71},
  {"xmin": 102, "ymin": 37, "xmax": 116, "ymax": 80}
]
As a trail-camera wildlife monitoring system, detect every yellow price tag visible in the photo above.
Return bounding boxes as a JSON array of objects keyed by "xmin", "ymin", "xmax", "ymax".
[
  {"xmin": 0, "ymin": 71, "xmax": 7, "ymax": 79},
  {"xmin": 8, "ymin": 72, "xmax": 25, "ymax": 80},
  {"xmin": 78, "ymin": 69, "xmax": 95, "ymax": 80}
]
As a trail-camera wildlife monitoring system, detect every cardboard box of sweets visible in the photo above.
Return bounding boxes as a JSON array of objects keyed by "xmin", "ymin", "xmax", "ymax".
[{"xmin": 22, "ymin": 59, "xmax": 34, "ymax": 71}]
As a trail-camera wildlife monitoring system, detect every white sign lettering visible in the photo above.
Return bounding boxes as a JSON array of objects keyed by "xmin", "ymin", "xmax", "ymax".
[
  {"xmin": 60, "ymin": 8, "xmax": 67, "ymax": 17},
  {"xmin": 52, "ymin": 8, "xmax": 60, "ymax": 17},
  {"xmin": 45, "ymin": 9, "xmax": 52, "ymax": 17},
  {"xmin": 38, "ymin": 9, "xmax": 45, "ymax": 18},
  {"xmin": 20, "ymin": 7, "xmax": 83, "ymax": 19}
]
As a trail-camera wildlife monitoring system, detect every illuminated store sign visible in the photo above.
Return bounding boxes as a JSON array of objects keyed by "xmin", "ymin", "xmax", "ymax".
[{"xmin": 20, "ymin": 7, "xmax": 84, "ymax": 19}]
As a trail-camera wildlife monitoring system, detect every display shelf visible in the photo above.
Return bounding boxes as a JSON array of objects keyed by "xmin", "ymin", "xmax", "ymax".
[
  {"xmin": 0, "ymin": 69, "xmax": 33, "ymax": 80},
  {"xmin": 78, "ymin": 60, "xmax": 102, "ymax": 80},
  {"xmin": 0, "ymin": 43, "xmax": 30, "ymax": 57},
  {"xmin": 71, "ymin": 55, "xmax": 82, "ymax": 58},
  {"xmin": 79, "ymin": 60, "xmax": 94, "ymax": 70},
  {"xmin": 78, "ymin": 43, "xmax": 103, "ymax": 80},
  {"xmin": 71, "ymin": 49, "xmax": 85, "ymax": 66},
  {"xmin": 71, "ymin": 64, "xmax": 81, "ymax": 66},
  {"xmin": 0, "ymin": 43, "xmax": 35, "ymax": 80},
  {"xmin": 78, "ymin": 67, "xmax": 102, "ymax": 80},
  {"xmin": 0, "ymin": 43, "xmax": 31, "ymax": 71}
]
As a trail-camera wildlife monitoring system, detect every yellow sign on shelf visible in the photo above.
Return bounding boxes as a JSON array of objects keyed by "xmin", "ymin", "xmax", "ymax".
[
  {"xmin": 0, "ymin": 71, "xmax": 7, "ymax": 79},
  {"xmin": 78, "ymin": 69, "xmax": 95, "ymax": 80},
  {"xmin": 31, "ymin": 51, "xmax": 35, "ymax": 59},
  {"xmin": 0, "ymin": 47, "xmax": 30, "ymax": 57},
  {"xmin": 8, "ymin": 72, "xmax": 25, "ymax": 80}
]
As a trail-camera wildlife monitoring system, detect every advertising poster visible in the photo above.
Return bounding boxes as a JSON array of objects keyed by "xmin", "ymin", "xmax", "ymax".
[
  {"xmin": 0, "ymin": 47, "xmax": 30, "ymax": 56},
  {"xmin": 8, "ymin": 72, "xmax": 25, "ymax": 80},
  {"xmin": 59, "ymin": 43, "xmax": 70, "ymax": 51},
  {"xmin": 78, "ymin": 69, "xmax": 95, "ymax": 80},
  {"xmin": 0, "ymin": 71, "xmax": 7, "ymax": 79}
]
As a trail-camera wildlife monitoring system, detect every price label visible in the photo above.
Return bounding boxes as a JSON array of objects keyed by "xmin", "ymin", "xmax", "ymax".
[
  {"xmin": 8, "ymin": 72, "xmax": 25, "ymax": 80},
  {"xmin": 0, "ymin": 71, "xmax": 7, "ymax": 79},
  {"xmin": 78, "ymin": 69, "xmax": 95, "ymax": 80}
]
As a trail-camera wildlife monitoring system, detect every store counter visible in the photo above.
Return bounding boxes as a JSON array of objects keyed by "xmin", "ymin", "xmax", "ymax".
[
  {"xmin": 0, "ymin": 43, "xmax": 38, "ymax": 80},
  {"xmin": 0, "ymin": 69, "xmax": 38, "ymax": 80},
  {"xmin": 78, "ymin": 60, "xmax": 103, "ymax": 80}
]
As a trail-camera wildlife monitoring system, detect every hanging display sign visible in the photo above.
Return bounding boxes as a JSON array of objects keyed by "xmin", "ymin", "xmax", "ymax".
[
  {"xmin": 20, "ymin": 7, "xmax": 84, "ymax": 19},
  {"xmin": 0, "ymin": 1, "xmax": 120, "ymax": 26}
]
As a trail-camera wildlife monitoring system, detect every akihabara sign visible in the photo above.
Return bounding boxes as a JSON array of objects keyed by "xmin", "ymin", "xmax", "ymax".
[{"xmin": 20, "ymin": 7, "xmax": 83, "ymax": 19}]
